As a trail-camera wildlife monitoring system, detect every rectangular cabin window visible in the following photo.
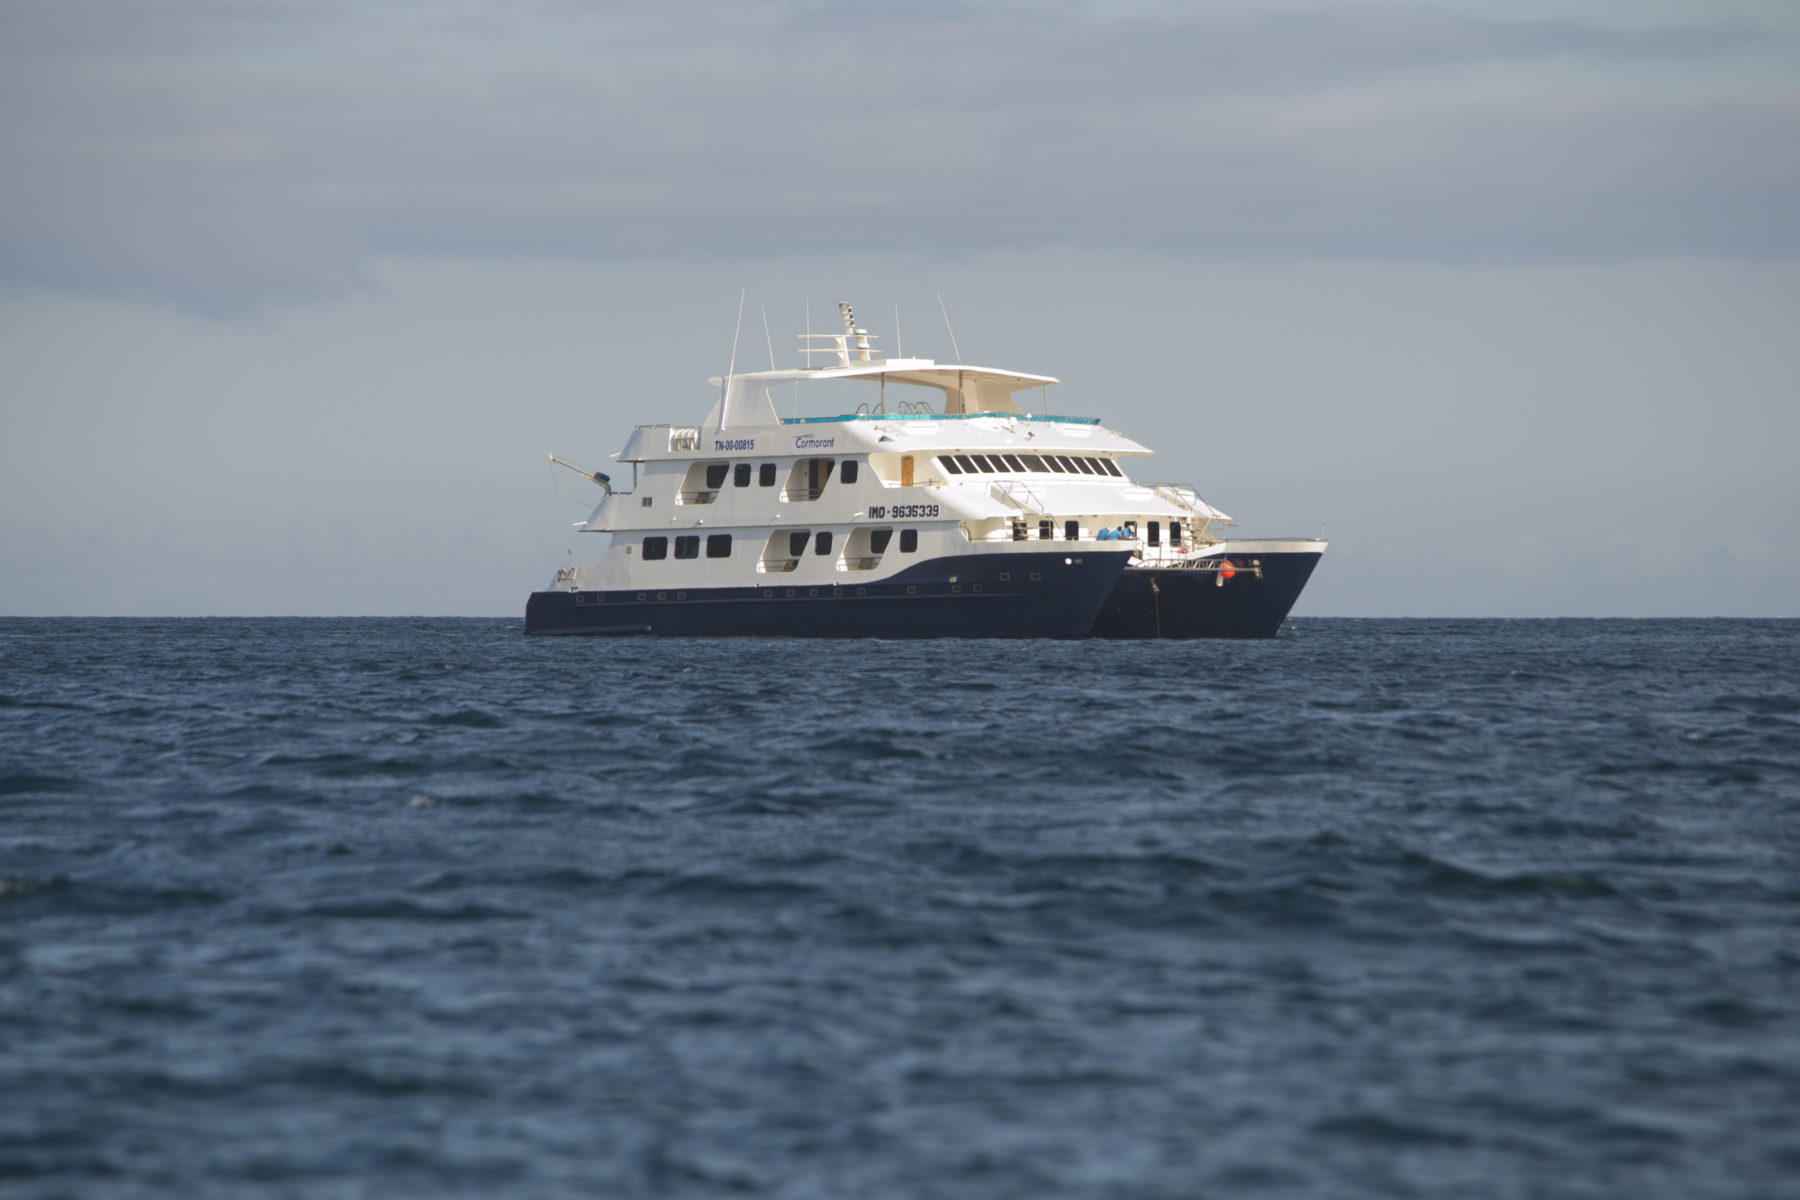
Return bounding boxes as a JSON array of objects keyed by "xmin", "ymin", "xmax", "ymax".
[
  {"xmin": 674, "ymin": 535, "xmax": 700, "ymax": 559},
  {"xmin": 814, "ymin": 531, "xmax": 833, "ymax": 556},
  {"xmin": 1043, "ymin": 455, "xmax": 1067, "ymax": 473},
  {"xmin": 900, "ymin": 456, "xmax": 913, "ymax": 487},
  {"xmin": 1102, "ymin": 459, "xmax": 1125, "ymax": 477},
  {"xmin": 759, "ymin": 462, "xmax": 776, "ymax": 487},
  {"xmin": 642, "ymin": 536, "xmax": 668, "ymax": 560},
  {"xmin": 974, "ymin": 455, "xmax": 1000, "ymax": 473},
  {"xmin": 1002, "ymin": 454, "xmax": 1027, "ymax": 472},
  {"xmin": 900, "ymin": 529, "xmax": 918, "ymax": 553},
  {"xmin": 1065, "ymin": 520, "xmax": 1080, "ymax": 540},
  {"xmin": 1072, "ymin": 456, "xmax": 1097, "ymax": 475},
  {"xmin": 939, "ymin": 456, "xmax": 964, "ymax": 475},
  {"xmin": 734, "ymin": 463, "xmax": 751, "ymax": 487},
  {"xmin": 953, "ymin": 455, "xmax": 978, "ymax": 474},
  {"xmin": 1088, "ymin": 457, "xmax": 1110, "ymax": 475},
  {"xmin": 1039, "ymin": 519, "xmax": 1053, "ymax": 540},
  {"xmin": 705, "ymin": 463, "xmax": 729, "ymax": 489},
  {"xmin": 1147, "ymin": 521, "xmax": 1160, "ymax": 547},
  {"xmin": 841, "ymin": 460, "xmax": 859, "ymax": 485},
  {"xmin": 1170, "ymin": 521, "xmax": 1182, "ymax": 546},
  {"xmin": 706, "ymin": 533, "xmax": 732, "ymax": 558},
  {"xmin": 870, "ymin": 528, "xmax": 893, "ymax": 554},
  {"xmin": 788, "ymin": 531, "xmax": 809, "ymax": 558},
  {"xmin": 1019, "ymin": 455, "xmax": 1047, "ymax": 472}
]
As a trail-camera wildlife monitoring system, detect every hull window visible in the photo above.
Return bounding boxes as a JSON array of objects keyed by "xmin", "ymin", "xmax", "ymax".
[
  {"xmin": 900, "ymin": 529, "xmax": 918, "ymax": 553},
  {"xmin": 814, "ymin": 531, "xmax": 833, "ymax": 556},
  {"xmin": 674, "ymin": 535, "xmax": 700, "ymax": 559},
  {"xmin": 706, "ymin": 534, "xmax": 732, "ymax": 558},
  {"xmin": 643, "ymin": 536, "xmax": 669, "ymax": 560},
  {"xmin": 705, "ymin": 463, "xmax": 729, "ymax": 489},
  {"xmin": 759, "ymin": 462, "xmax": 777, "ymax": 487},
  {"xmin": 734, "ymin": 463, "xmax": 751, "ymax": 487},
  {"xmin": 788, "ymin": 531, "xmax": 809, "ymax": 557},
  {"xmin": 841, "ymin": 460, "xmax": 860, "ymax": 484}
]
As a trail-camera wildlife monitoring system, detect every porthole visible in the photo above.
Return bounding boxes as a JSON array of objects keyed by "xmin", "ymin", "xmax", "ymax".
[
  {"xmin": 998, "ymin": 572, "xmax": 1011, "ymax": 582},
  {"xmin": 906, "ymin": 585, "xmax": 917, "ymax": 594},
  {"xmin": 952, "ymin": 584, "xmax": 962, "ymax": 593},
  {"xmin": 637, "ymin": 592, "xmax": 647, "ymax": 601}
]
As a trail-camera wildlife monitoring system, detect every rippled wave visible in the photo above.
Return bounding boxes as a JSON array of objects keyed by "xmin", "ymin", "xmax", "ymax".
[{"xmin": 1, "ymin": 617, "xmax": 1795, "ymax": 1197}]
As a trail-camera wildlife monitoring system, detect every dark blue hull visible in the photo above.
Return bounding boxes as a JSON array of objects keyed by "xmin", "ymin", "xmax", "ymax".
[
  {"xmin": 524, "ymin": 550, "xmax": 1134, "ymax": 639},
  {"xmin": 1087, "ymin": 551, "xmax": 1324, "ymax": 639}
]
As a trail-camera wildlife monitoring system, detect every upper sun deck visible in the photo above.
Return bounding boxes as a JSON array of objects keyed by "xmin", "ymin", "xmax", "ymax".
[{"xmin": 618, "ymin": 302, "xmax": 1134, "ymax": 461}]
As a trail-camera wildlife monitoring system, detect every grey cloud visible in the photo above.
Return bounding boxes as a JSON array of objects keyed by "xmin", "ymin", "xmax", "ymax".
[{"xmin": 0, "ymin": 0, "xmax": 1791, "ymax": 312}]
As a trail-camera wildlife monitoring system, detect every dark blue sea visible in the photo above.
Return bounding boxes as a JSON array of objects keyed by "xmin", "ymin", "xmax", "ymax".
[{"xmin": 2, "ymin": 618, "xmax": 1796, "ymax": 1199}]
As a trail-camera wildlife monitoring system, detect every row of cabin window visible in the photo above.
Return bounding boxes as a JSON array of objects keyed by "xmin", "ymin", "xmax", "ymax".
[
  {"xmin": 703, "ymin": 460, "xmax": 859, "ymax": 490},
  {"xmin": 1016, "ymin": 519, "xmax": 1185, "ymax": 544},
  {"xmin": 939, "ymin": 453, "xmax": 1123, "ymax": 478},
  {"xmin": 641, "ymin": 533, "xmax": 733, "ymax": 560},
  {"xmin": 642, "ymin": 527, "xmax": 919, "ymax": 561}
]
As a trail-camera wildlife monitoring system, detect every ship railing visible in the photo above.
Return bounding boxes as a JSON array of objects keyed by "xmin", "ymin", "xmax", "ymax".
[
  {"xmin": 758, "ymin": 558, "xmax": 800, "ymax": 573},
  {"xmin": 990, "ymin": 480, "xmax": 1047, "ymax": 513},
  {"xmin": 844, "ymin": 556, "xmax": 881, "ymax": 571},
  {"xmin": 781, "ymin": 487, "xmax": 826, "ymax": 502},
  {"xmin": 678, "ymin": 490, "xmax": 718, "ymax": 505}
]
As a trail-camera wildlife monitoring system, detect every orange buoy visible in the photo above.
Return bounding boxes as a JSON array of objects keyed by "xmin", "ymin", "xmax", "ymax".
[{"xmin": 1219, "ymin": 558, "xmax": 1236, "ymax": 580}]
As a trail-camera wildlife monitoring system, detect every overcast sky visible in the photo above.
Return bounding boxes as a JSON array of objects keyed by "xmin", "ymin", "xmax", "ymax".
[{"xmin": 3, "ymin": 0, "xmax": 1796, "ymax": 616}]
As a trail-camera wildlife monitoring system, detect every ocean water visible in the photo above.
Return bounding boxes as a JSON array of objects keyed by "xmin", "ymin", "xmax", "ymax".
[{"xmin": 1, "ymin": 617, "xmax": 1796, "ymax": 1199}]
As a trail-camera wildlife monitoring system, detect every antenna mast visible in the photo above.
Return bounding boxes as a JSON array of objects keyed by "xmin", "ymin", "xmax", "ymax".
[{"xmin": 937, "ymin": 293, "xmax": 963, "ymax": 362}]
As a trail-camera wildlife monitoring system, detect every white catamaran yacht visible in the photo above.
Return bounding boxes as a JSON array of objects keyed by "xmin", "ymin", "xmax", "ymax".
[{"xmin": 526, "ymin": 304, "xmax": 1324, "ymax": 638}]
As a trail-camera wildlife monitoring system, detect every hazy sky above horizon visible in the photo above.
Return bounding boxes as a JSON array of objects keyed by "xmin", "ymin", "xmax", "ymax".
[{"xmin": 3, "ymin": 0, "xmax": 1797, "ymax": 617}]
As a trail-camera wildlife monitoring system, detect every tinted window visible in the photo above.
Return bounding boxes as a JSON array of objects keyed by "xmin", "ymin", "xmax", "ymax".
[
  {"xmin": 899, "ymin": 529, "xmax": 918, "ymax": 553},
  {"xmin": 1087, "ymin": 458, "xmax": 1109, "ymax": 475},
  {"xmin": 1043, "ymin": 455, "xmax": 1067, "ymax": 473},
  {"xmin": 1072, "ymin": 457, "xmax": 1097, "ymax": 475},
  {"xmin": 734, "ymin": 463, "xmax": 751, "ymax": 487},
  {"xmin": 840, "ymin": 460, "xmax": 859, "ymax": 484},
  {"xmin": 1170, "ymin": 521, "xmax": 1182, "ymax": 544},
  {"xmin": 788, "ymin": 531, "xmax": 808, "ymax": 557},
  {"xmin": 1002, "ymin": 454, "xmax": 1026, "ymax": 472},
  {"xmin": 814, "ymin": 531, "xmax": 832, "ymax": 556},
  {"xmin": 870, "ymin": 528, "xmax": 893, "ymax": 554},
  {"xmin": 1065, "ymin": 520, "xmax": 1079, "ymax": 540},
  {"xmin": 1147, "ymin": 521, "xmax": 1160, "ymax": 547},
  {"xmin": 759, "ymin": 463, "xmax": 776, "ymax": 487},
  {"xmin": 975, "ymin": 455, "xmax": 999, "ymax": 473},
  {"xmin": 953, "ymin": 455, "xmax": 979, "ymax": 473},
  {"xmin": 674, "ymin": 535, "xmax": 699, "ymax": 559},
  {"xmin": 705, "ymin": 463, "xmax": 728, "ymax": 489},
  {"xmin": 1102, "ymin": 458, "xmax": 1125, "ymax": 477},
  {"xmin": 642, "ymin": 536, "xmax": 668, "ymax": 560},
  {"xmin": 1019, "ymin": 455, "xmax": 1047, "ymax": 472},
  {"xmin": 1038, "ymin": 519, "xmax": 1053, "ymax": 540},
  {"xmin": 939, "ymin": 456, "xmax": 964, "ymax": 475},
  {"xmin": 706, "ymin": 534, "xmax": 732, "ymax": 558}
]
